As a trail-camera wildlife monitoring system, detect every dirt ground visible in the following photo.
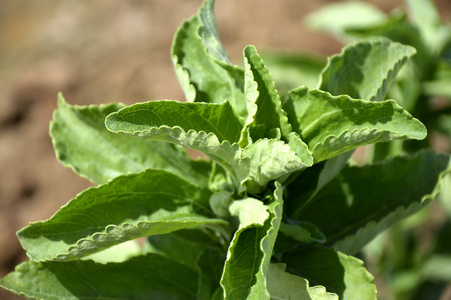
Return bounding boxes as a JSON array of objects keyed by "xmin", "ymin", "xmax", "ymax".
[{"xmin": 1, "ymin": 1, "xmax": 450, "ymax": 299}]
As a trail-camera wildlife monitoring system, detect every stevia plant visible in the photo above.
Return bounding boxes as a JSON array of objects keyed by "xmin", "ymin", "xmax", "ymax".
[{"xmin": 1, "ymin": 0, "xmax": 450, "ymax": 299}]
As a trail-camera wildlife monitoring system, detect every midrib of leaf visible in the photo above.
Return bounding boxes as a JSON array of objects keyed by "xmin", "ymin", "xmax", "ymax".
[{"xmin": 116, "ymin": 103, "xmax": 232, "ymax": 143}]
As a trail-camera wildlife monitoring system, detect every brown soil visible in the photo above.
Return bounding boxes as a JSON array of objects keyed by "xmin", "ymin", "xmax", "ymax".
[{"xmin": 0, "ymin": 1, "xmax": 450, "ymax": 299}]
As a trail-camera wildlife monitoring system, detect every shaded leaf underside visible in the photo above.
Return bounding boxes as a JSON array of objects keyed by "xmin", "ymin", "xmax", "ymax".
[{"xmin": 299, "ymin": 150, "xmax": 451, "ymax": 254}]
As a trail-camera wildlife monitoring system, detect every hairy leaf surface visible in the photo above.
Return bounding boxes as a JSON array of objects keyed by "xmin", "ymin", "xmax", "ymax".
[
  {"xmin": 284, "ymin": 247, "xmax": 376, "ymax": 300},
  {"xmin": 243, "ymin": 139, "xmax": 312, "ymax": 193},
  {"xmin": 241, "ymin": 45, "xmax": 292, "ymax": 143},
  {"xmin": 285, "ymin": 87, "xmax": 426, "ymax": 162},
  {"xmin": 221, "ymin": 184, "xmax": 283, "ymax": 299},
  {"xmin": 0, "ymin": 254, "xmax": 198, "ymax": 300},
  {"xmin": 106, "ymin": 100, "xmax": 243, "ymax": 144},
  {"xmin": 51, "ymin": 94, "xmax": 209, "ymax": 185},
  {"xmin": 299, "ymin": 151, "xmax": 451, "ymax": 254},
  {"xmin": 18, "ymin": 170, "xmax": 227, "ymax": 261},
  {"xmin": 172, "ymin": 0, "xmax": 246, "ymax": 117},
  {"xmin": 107, "ymin": 103, "xmax": 311, "ymax": 193},
  {"xmin": 319, "ymin": 39, "xmax": 416, "ymax": 102}
]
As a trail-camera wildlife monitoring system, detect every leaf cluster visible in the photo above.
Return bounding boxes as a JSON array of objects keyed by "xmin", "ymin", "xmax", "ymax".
[{"xmin": 1, "ymin": 0, "xmax": 450, "ymax": 299}]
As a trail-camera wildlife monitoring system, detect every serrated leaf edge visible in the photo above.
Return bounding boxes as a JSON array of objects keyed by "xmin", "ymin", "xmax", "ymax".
[
  {"xmin": 312, "ymin": 124, "xmax": 426, "ymax": 163},
  {"xmin": 333, "ymin": 151, "xmax": 451, "ymax": 254},
  {"xmin": 44, "ymin": 217, "xmax": 228, "ymax": 262},
  {"xmin": 319, "ymin": 39, "xmax": 417, "ymax": 102}
]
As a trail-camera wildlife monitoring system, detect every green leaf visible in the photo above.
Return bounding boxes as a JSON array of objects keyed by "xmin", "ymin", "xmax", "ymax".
[
  {"xmin": 267, "ymin": 263, "xmax": 338, "ymax": 300},
  {"xmin": 106, "ymin": 100, "xmax": 243, "ymax": 144},
  {"xmin": 241, "ymin": 45, "xmax": 292, "ymax": 144},
  {"xmin": 0, "ymin": 253, "xmax": 198, "ymax": 300},
  {"xmin": 286, "ymin": 151, "xmax": 353, "ymax": 219},
  {"xmin": 51, "ymin": 93, "xmax": 210, "ymax": 185},
  {"xmin": 279, "ymin": 222, "xmax": 326, "ymax": 244},
  {"xmin": 243, "ymin": 138, "xmax": 312, "ymax": 194},
  {"xmin": 319, "ymin": 39, "xmax": 416, "ymax": 102},
  {"xmin": 107, "ymin": 102, "xmax": 311, "ymax": 193},
  {"xmin": 220, "ymin": 183, "xmax": 284, "ymax": 299},
  {"xmin": 197, "ymin": 247, "xmax": 226, "ymax": 300},
  {"xmin": 298, "ymin": 151, "xmax": 451, "ymax": 254},
  {"xmin": 107, "ymin": 117, "xmax": 248, "ymax": 192},
  {"xmin": 18, "ymin": 170, "xmax": 227, "ymax": 261},
  {"xmin": 284, "ymin": 87, "xmax": 427, "ymax": 162},
  {"xmin": 145, "ymin": 229, "xmax": 213, "ymax": 271},
  {"xmin": 106, "ymin": 102, "xmax": 247, "ymax": 191},
  {"xmin": 283, "ymin": 246, "xmax": 376, "ymax": 300},
  {"xmin": 172, "ymin": 0, "xmax": 246, "ymax": 117},
  {"xmin": 304, "ymin": 1, "xmax": 387, "ymax": 38},
  {"xmin": 344, "ymin": 12, "xmax": 432, "ymax": 77},
  {"xmin": 198, "ymin": 0, "xmax": 230, "ymax": 64},
  {"xmin": 81, "ymin": 240, "xmax": 143, "ymax": 264}
]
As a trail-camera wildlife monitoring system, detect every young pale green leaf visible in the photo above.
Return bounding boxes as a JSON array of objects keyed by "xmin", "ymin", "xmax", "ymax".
[
  {"xmin": 283, "ymin": 246, "xmax": 376, "ymax": 300},
  {"xmin": 198, "ymin": 0, "xmax": 229, "ymax": 63},
  {"xmin": 284, "ymin": 87, "xmax": 426, "ymax": 162},
  {"xmin": 319, "ymin": 39, "xmax": 416, "ymax": 102},
  {"xmin": 0, "ymin": 253, "xmax": 198, "ymax": 300},
  {"xmin": 221, "ymin": 184, "xmax": 284, "ymax": 299},
  {"xmin": 172, "ymin": 0, "xmax": 246, "ymax": 117},
  {"xmin": 18, "ymin": 170, "xmax": 227, "ymax": 262},
  {"xmin": 298, "ymin": 151, "xmax": 451, "ymax": 255},
  {"xmin": 243, "ymin": 138, "xmax": 312, "ymax": 194},
  {"xmin": 304, "ymin": 1, "xmax": 387, "ymax": 38},
  {"xmin": 241, "ymin": 45, "xmax": 292, "ymax": 144},
  {"xmin": 51, "ymin": 93, "xmax": 210, "ymax": 186},
  {"xmin": 267, "ymin": 263, "xmax": 338, "ymax": 300}
]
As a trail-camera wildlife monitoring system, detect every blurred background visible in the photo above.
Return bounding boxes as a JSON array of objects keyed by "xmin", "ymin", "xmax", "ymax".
[{"xmin": 1, "ymin": 1, "xmax": 451, "ymax": 299}]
